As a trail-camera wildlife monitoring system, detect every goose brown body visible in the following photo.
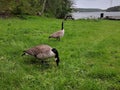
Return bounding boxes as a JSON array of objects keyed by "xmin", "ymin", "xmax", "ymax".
[
  {"xmin": 22, "ymin": 44, "xmax": 60, "ymax": 66},
  {"xmin": 24, "ymin": 45, "xmax": 54, "ymax": 59},
  {"xmin": 49, "ymin": 29, "xmax": 64, "ymax": 38}
]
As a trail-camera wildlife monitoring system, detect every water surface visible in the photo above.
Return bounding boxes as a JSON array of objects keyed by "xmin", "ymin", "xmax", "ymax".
[{"xmin": 71, "ymin": 12, "xmax": 120, "ymax": 19}]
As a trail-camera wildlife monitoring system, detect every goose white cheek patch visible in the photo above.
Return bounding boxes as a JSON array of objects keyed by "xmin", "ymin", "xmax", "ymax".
[
  {"xmin": 55, "ymin": 58, "xmax": 57, "ymax": 61},
  {"xmin": 25, "ymin": 53, "xmax": 29, "ymax": 55}
]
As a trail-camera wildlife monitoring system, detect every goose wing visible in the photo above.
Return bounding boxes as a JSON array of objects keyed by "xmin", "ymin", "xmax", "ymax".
[
  {"xmin": 24, "ymin": 45, "xmax": 52, "ymax": 57},
  {"xmin": 50, "ymin": 30, "xmax": 64, "ymax": 38}
]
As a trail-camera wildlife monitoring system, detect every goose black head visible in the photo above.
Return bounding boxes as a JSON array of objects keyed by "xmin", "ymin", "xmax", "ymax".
[{"xmin": 52, "ymin": 48, "xmax": 60, "ymax": 66}]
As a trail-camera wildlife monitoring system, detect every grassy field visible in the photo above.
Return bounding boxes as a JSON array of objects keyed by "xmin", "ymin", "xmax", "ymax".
[{"xmin": 0, "ymin": 16, "xmax": 120, "ymax": 90}]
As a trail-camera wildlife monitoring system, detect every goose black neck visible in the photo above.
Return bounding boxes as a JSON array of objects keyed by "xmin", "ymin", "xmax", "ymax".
[
  {"xmin": 52, "ymin": 48, "xmax": 60, "ymax": 66},
  {"xmin": 56, "ymin": 57, "xmax": 59, "ymax": 66},
  {"xmin": 61, "ymin": 21, "xmax": 64, "ymax": 30}
]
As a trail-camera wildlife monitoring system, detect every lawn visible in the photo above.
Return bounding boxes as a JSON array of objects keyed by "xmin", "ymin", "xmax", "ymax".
[{"xmin": 0, "ymin": 16, "xmax": 120, "ymax": 90}]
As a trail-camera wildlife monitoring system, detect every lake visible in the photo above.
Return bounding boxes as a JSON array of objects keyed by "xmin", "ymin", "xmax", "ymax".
[{"xmin": 71, "ymin": 12, "xmax": 120, "ymax": 19}]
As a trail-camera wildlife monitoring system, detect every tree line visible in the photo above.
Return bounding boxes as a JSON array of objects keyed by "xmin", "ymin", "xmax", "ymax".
[
  {"xmin": 106, "ymin": 6, "xmax": 120, "ymax": 12},
  {"xmin": 0, "ymin": 0, "xmax": 72, "ymax": 18}
]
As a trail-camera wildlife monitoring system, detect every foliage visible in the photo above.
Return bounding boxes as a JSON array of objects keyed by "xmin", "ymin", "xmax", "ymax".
[
  {"xmin": 0, "ymin": 17, "xmax": 120, "ymax": 90},
  {"xmin": 0, "ymin": 0, "xmax": 14, "ymax": 14},
  {"xmin": 106, "ymin": 6, "xmax": 120, "ymax": 11},
  {"xmin": 0, "ymin": 0, "xmax": 72, "ymax": 18},
  {"xmin": 45, "ymin": 0, "xmax": 72, "ymax": 18}
]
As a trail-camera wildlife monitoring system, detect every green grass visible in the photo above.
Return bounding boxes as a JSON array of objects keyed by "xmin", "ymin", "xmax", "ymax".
[{"xmin": 0, "ymin": 16, "xmax": 120, "ymax": 90}]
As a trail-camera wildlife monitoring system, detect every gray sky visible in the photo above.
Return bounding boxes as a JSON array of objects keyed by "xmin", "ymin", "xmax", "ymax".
[{"xmin": 72, "ymin": 0, "xmax": 120, "ymax": 9}]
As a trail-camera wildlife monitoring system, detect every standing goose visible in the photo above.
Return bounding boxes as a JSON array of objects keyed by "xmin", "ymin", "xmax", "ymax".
[
  {"xmin": 22, "ymin": 44, "xmax": 60, "ymax": 66},
  {"xmin": 49, "ymin": 21, "xmax": 64, "ymax": 41}
]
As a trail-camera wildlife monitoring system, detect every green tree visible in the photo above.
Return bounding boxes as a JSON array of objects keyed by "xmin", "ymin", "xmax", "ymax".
[
  {"xmin": 0, "ymin": 0, "xmax": 14, "ymax": 15},
  {"xmin": 45, "ymin": 0, "xmax": 72, "ymax": 18},
  {"xmin": 106, "ymin": 6, "xmax": 120, "ymax": 11},
  {"xmin": 0, "ymin": 0, "xmax": 72, "ymax": 18}
]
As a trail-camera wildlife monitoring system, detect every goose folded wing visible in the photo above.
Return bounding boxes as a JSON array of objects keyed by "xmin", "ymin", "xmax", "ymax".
[{"xmin": 50, "ymin": 31, "xmax": 62, "ymax": 37}]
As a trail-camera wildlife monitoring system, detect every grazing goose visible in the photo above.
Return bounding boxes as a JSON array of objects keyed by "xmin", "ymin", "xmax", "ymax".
[
  {"xmin": 49, "ymin": 21, "xmax": 64, "ymax": 41},
  {"xmin": 22, "ymin": 44, "xmax": 60, "ymax": 66}
]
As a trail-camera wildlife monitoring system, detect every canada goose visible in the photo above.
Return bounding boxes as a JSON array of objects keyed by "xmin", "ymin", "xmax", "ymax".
[
  {"xmin": 49, "ymin": 21, "xmax": 64, "ymax": 41},
  {"xmin": 22, "ymin": 44, "xmax": 60, "ymax": 66}
]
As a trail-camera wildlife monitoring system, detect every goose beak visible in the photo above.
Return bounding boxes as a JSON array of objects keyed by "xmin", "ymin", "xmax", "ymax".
[{"xmin": 21, "ymin": 53, "xmax": 25, "ymax": 56}]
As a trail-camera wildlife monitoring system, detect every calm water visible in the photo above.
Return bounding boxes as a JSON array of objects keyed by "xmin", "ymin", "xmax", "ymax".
[{"xmin": 71, "ymin": 12, "xmax": 120, "ymax": 19}]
